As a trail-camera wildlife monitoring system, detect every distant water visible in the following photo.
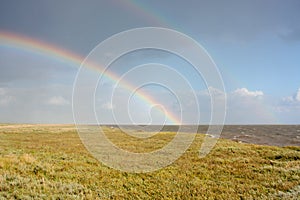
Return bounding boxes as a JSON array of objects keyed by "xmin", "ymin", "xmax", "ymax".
[{"xmin": 105, "ymin": 125, "xmax": 300, "ymax": 147}]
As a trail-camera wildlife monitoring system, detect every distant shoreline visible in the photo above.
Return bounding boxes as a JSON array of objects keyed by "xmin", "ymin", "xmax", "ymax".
[{"xmin": 0, "ymin": 124, "xmax": 299, "ymax": 147}]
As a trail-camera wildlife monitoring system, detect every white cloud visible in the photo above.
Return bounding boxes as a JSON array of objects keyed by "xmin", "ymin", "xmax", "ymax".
[
  {"xmin": 273, "ymin": 88, "xmax": 300, "ymax": 123},
  {"xmin": 198, "ymin": 86, "xmax": 225, "ymax": 97},
  {"xmin": 233, "ymin": 88, "xmax": 264, "ymax": 97},
  {"xmin": 101, "ymin": 102, "xmax": 115, "ymax": 110},
  {"xmin": 224, "ymin": 87, "xmax": 277, "ymax": 124},
  {"xmin": 276, "ymin": 88, "xmax": 300, "ymax": 114},
  {"xmin": 46, "ymin": 96, "xmax": 69, "ymax": 106},
  {"xmin": 281, "ymin": 88, "xmax": 300, "ymax": 104},
  {"xmin": 282, "ymin": 96, "xmax": 294, "ymax": 103},
  {"xmin": 295, "ymin": 88, "xmax": 300, "ymax": 102},
  {"xmin": 167, "ymin": 87, "xmax": 271, "ymax": 124}
]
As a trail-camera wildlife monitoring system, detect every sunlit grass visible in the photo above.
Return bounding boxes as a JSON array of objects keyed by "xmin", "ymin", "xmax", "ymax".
[{"xmin": 0, "ymin": 124, "xmax": 299, "ymax": 199}]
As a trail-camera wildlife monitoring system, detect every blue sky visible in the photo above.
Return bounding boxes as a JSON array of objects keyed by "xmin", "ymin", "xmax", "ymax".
[{"xmin": 0, "ymin": 0, "xmax": 300, "ymax": 124}]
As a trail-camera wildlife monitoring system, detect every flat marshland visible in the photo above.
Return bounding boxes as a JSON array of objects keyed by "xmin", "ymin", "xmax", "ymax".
[{"xmin": 0, "ymin": 124, "xmax": 299, "ymax": 199}]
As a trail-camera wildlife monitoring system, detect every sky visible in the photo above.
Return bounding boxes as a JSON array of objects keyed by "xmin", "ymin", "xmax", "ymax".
[{"xmin": 0, "ymin": 0, "xmax": 300, "ymax": 124}]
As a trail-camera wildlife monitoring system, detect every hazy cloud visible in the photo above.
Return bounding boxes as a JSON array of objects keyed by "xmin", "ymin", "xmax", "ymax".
[
  {"xmin": 101, "ymin": 102, "xmax": 115, "ymax": 110},
  {"xmin": 276, "ymin": 88, "xmax": 300, "ymax": 113},
  {"xmin": 0, "ymin": 88, "xmax": 15, "ymax": 106},
  {"xmin": 46, "ymin": 96, "xmax": 69, "ymax": 106},
  {"xmin": 0, "ymin": 85, "xmax": 73, "ymax": 123},
  {"xmin": 281, "ymin": 88, "xmax": 300, "ymax": 103},
  {"xmin": 272, "ymin": 88, "xmax": 300, "ymax": 123},
  {"xmin": 296, "ymin": 88, "xmax": 300, "ymax": 102},
  {"xmin": 0, "ymin": 88, "xmax": 5, "ymax": 96}
]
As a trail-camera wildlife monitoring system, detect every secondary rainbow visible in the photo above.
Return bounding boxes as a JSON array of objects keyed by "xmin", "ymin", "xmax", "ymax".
[
  {"xmin": 0, "ymin": 31, "xmax": 181, "ymax": 124},
  {"xmin": 118, "ymin": 1, "xmax": 278, "ymax": 124}
]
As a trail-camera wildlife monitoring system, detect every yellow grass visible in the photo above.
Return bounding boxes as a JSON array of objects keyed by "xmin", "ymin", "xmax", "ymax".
[{"xmin": 0, "ymin": 124, "xmax": 299, "ymax": 199}]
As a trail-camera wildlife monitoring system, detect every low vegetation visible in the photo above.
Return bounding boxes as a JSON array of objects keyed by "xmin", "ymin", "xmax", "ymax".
[{"xmin": 0, "ymin": 124, "xmax": 299, "ymax": 199}]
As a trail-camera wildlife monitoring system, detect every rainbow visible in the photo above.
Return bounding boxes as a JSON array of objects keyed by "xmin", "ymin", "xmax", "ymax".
[
  {"xmin": 123, "ymin": 1, "xmax": 279, "ymax": 124},
  {"xmin": 0, "ymin": 31, "xmax": 182, "ymax": 125},
  {"xmin": 115, "ymin": 0, "xmax": 169, "ymax": 28}
]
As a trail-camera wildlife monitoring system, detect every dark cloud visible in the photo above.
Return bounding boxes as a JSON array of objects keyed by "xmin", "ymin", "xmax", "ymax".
[
  {"xmin": 142, "ymin": 0, "xmax": 300, "ymax": 42},
  {"xmin": 0, "ymin": 1, "xmax": 154, "ymax": 54},
  {"xmin": 1, "ymin": 0, "xmax": 299, "ymax": 53}
]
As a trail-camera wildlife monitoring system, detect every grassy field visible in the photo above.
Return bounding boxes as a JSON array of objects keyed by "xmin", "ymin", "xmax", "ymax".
[{"xmin": 0, "ymin": 124, "xmax": 299, "ymax": 199}]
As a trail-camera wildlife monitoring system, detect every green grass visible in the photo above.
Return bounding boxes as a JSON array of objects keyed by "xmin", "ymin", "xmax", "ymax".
[{"xmin": 0, "ymin": 124, "xmax": 299, "ymax": 199}]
